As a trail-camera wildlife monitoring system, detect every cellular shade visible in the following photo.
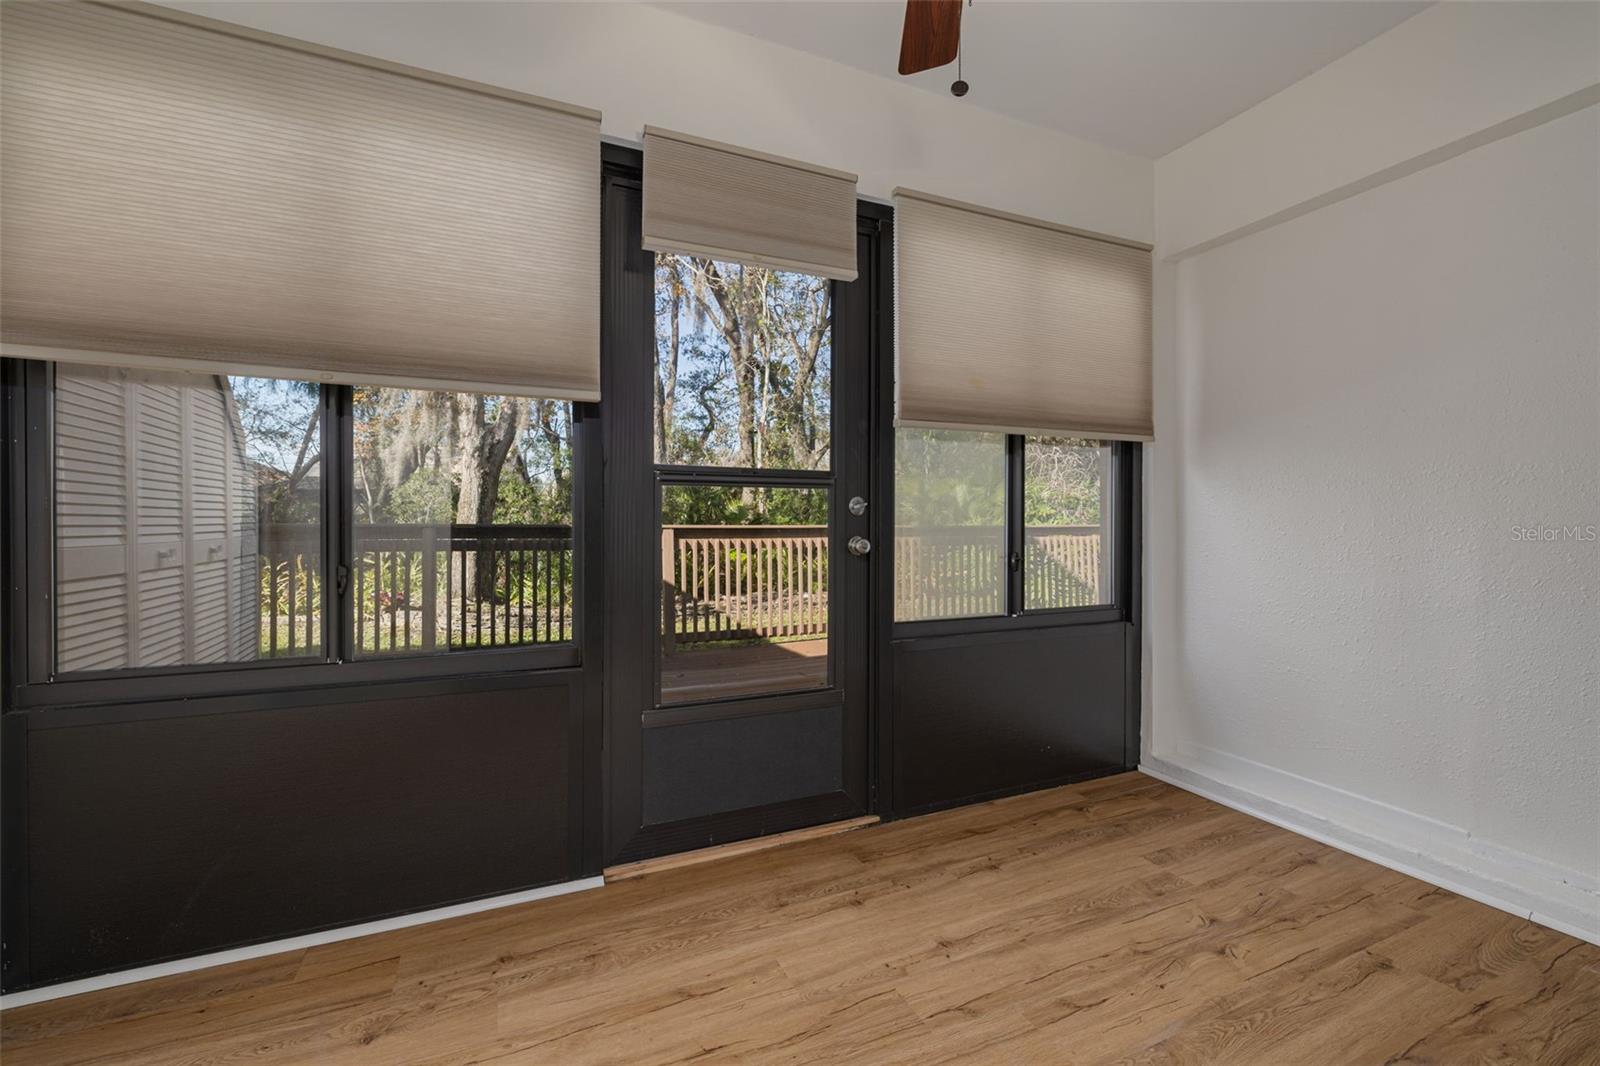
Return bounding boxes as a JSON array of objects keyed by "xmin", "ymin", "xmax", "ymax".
[
  {"xmin": 893, "ymin": 189, "xmax": 1153, "ymax": 440},
  {"xmin": 643, "ymin": 127, "xmax": 859, "ymax": 282},
  {"xmin": 0, "ymin": 1, "xmax": 602, "ymax": 401}
]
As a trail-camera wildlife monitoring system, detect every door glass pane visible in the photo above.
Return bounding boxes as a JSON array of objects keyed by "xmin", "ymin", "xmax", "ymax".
[
  {"xmin": 653, "ymin": 253, "xmax": 831, "ymax": 471},
  {"xmin": 894, "ymin": 428, "xmax": 1007, "ymax": 622},
  {"xmin": 53, "ymin": 365, "xmax": 322, "ymax": 672},
  {"xmin": 659, "ymin": 484, "xmax": 829, "ymax": 704},
  {"xmin": 351, "ymin": 388, "xmax": 574, "ymax": 656},
  {"xmin": 1025, "ymin": 437, "xmax": 1113, "ymax": 609}
]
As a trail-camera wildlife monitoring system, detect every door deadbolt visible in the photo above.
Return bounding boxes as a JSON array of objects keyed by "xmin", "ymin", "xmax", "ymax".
[{"xmin": 848, "ymin": 496, "xmax": 868, "ymax": 516}]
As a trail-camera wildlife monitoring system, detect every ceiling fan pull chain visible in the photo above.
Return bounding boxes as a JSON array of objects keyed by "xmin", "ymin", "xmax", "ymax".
[{"xmin": 951, "ymin": 7, "xmax": 970, "ymax": 97}]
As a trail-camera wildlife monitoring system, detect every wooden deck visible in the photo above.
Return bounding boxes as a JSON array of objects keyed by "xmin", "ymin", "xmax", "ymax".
[
  {"xmin": 660, "ymin": 637, "xmax": 828, "ymax": 703},
  {"xmin": 4, "ymin": 772, "xmax": 1596, "ymax": 1064}
]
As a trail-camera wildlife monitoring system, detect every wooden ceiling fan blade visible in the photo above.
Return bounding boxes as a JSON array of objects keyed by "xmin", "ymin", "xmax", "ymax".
[{"xmin": 898, "ymin": 0, "xmax": 962, "ymax": 76}]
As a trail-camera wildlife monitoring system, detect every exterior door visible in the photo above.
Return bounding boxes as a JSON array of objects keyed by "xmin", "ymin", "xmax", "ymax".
[{"xmin": 602, "ymin": 151, "xmax": 880, "ymax": 865}]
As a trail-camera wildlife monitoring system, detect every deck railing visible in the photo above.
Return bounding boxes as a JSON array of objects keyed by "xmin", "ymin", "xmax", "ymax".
[
  {"xmin": 1024, "ymin": 526, "xmax": 1106, "ymax": 609},
  {"xmin": 661, "ymin": 524, "xmax": 1106, "ymax": 647},
  {"xmin": 260, "ymin": 523, "xmax": 574, "ymax": 656},
  {"xmin": 259, "ymin": 522, "xmax": 1103, "ymax": 657},
  {"xmin": 662, "ymin": 525, "xmax": 829, "ymax": 650},
  {"xmin": 352, "ymin": 523, "xmax": 573, "ymax": 653},
  {"xmin": 893, "ymin": 528, "xmax": 1005, "ymax": 620},
  {"xmin": 258, "ymin": 524, "xmax": 321, "ymax": 656}
]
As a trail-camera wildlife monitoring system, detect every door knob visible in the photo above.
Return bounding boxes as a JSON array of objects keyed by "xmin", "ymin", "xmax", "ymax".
[{"xmin": 848, "ymin": 536, "xmax": 872, "ymax": 557}]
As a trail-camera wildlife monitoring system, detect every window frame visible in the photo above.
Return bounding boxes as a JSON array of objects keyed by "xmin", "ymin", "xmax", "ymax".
[
  {"xmin": 3, "ymin": 358, "xmax": 589, "ymax": 709},
  {"xmin": 890, "ymin": 429, "xmax": 1139, "ymax": 638}
]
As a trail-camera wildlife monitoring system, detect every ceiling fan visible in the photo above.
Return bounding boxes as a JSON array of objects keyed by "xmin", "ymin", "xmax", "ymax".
[{"xmin": 898, "ymin": 0, "xmax": 969, "ymax": 95}]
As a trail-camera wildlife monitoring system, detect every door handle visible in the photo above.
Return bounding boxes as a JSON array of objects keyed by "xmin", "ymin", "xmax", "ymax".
[{"xmin": 847, "ymin": 536, "xmax": 872, "ymax": 557}]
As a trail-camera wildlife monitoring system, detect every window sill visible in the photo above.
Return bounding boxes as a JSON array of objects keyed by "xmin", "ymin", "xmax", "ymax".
[
  {"xmin": 10, "ymin": 644, "xmax": 581, "ymax": 714},
  {"xmin": 891, "ymin": 605, "xmax": 1124, "ymax": 640}
]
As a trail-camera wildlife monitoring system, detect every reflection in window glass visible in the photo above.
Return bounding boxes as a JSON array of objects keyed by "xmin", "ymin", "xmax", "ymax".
[
  {"xmin": 894, "ymin": 428, "xmax": 1006, "ymax": 621},
  {"xmin": 351, "ymin": 388, "xmax": 574, "ymax": 656},
  {"xmin": 659, "ymin": 485, "xmax": 829, "ymax": 705},
  {"xmin": 653, "ymin": 253, "xmax": 831, "ymax": 471},
  {"xmin": 1025, "ymin": 437, "xmax": 1113, "ymax": 609},
  {"xmin": 53, "ymin": 365, "xmax": 322, "ymax": 672}
]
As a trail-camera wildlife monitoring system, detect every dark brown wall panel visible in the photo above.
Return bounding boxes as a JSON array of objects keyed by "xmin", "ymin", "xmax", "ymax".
[
  {"xmin": 24, "ymin": 675, "xmax": 577, "ymax": 986},
  {"xmin": 891, "ymin": 623, "xmax": 1128, "ymax": 814},
  {"xmin": 642, "ymin": 704, "xmax": 844, "ymax": 826}
]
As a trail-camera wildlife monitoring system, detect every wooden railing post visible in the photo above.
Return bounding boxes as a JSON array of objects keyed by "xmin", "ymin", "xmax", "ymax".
[
  {"xmin": 421, "ymin": 525, "xmax": 438, "ymax": 653},
  {"xmin": 660, "ymin": 526, "xmax": 676, "ymax": 658}
]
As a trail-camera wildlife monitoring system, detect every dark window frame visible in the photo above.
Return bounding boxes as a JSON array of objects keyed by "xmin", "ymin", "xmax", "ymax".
[
  {"xmin": 2, "ymin": 359, "xmax": 591, "ymax": 709},
  {"xmin": 890, "ymin": 430, "xmax": 1139, "ymax": 638}
]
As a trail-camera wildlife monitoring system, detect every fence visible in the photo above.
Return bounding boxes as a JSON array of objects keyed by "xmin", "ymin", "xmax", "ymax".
[
  {"xmin": 1024, "ymin": 526, "xmax": 1105, "ymax": 610},
  {"xmin": 661, "ymin": 526, "xmax": 829, "ymax": 651},
  {"xmin": 260, "ymin": 523, "xmax": 574, "ymax": 656},
  {"xmin": 258, "ymin": 522, "xmax": 1101, "ymax": 657},
  {"xmin": 258, "ymin": 525, "xmax": 321, "ymax": 656},
  {"xmin": 661, "ymin": 524, "xmax": 1106, "ymax": 647}
]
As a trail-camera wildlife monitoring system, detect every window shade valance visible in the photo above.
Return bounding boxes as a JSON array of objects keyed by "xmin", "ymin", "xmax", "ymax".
[
  {"xmin": 642, "ymin": 127, "xmax": 859, "ymax": 281},
  {"xmin": 893, "ymin": 189, "xmax": 1153, "ymax": 440},
  {"xmin": 0, "ymin": 1, "xmax": 602, "ymax": 401}
]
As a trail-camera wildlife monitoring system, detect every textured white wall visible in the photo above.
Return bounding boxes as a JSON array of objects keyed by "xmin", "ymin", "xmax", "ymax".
[
  {"xmin": 1148, "ymin": 104, "xmax": 1600, "ymax": 936},
  {"xmin": 161, "ymin": 0, "xmax": 1152, "ymax": 243}
]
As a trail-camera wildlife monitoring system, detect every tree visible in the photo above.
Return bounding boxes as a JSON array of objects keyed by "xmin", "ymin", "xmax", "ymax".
[
  {"xmin": 352, "ymin": 388, "xmax": 574, "ymax": 601},
  {"xmin": 653, "ymin": 254, "xmax": 833, "ymax": 520},
  {"xmin": 1023, "ymin": 438, "xmax": 1103, "ymax": 526},
  {"xmin": 229, "ymin": 377, "xmax": 321, "ymax": 524}
]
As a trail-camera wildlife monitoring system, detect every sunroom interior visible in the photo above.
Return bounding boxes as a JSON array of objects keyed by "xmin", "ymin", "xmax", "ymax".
[{"xmin": 0, "ymin": 2, "xmax": 1596, "ymax": 1062}]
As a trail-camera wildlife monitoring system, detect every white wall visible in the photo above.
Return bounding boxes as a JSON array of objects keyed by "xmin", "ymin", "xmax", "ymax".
[
  {"xmin": 1146, "ymin": 5, "xmax": 1600, "ymax": 941},
  {"xmin": 163, "ymin": 0, "xmax": 1152, "ymax": 243},
  {"xmin": 1156, "ymin": 2, "xmax": 1600, "ymax": 257}
]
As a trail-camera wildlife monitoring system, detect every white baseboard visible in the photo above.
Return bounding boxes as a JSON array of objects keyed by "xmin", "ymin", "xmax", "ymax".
[
  {"xmin": 0, "ymin": 876, "xmax": 605, "ymax": 1011},
  {"xmin": 1141, "ymin": 747, "xmax": 1598, "ymax": 945}
]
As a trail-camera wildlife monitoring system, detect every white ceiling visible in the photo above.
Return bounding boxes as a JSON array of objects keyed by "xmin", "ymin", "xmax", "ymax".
[{"xmin": 657, "ymin": 1, "xmax": 1428, "ymax": 157}]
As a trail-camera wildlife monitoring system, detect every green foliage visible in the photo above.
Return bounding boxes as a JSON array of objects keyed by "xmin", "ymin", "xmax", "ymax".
[
  {"xmin": 390, "ymin": 467, "xmax": 453, "ymax": 524},
  {"xmin": 661, "ymin": 485, "xmax": 827, "ymax": 526},
  {"xmin": 348, "ymin": 387, "xmax": 574, "ymax": 528},
  {"xmin": 894, "ymin": 428, "xmax": 1006, "ymax": 529}
]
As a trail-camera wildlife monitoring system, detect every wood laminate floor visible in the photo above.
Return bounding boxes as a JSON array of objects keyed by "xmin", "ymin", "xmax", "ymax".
[{"xmin": 3, "ymin": 773, "xmax": 1596, "ymax": 1065}]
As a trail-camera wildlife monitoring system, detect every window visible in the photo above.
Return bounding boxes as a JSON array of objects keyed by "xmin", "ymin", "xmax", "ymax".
[
  {"xmin": 894, "ymin": 428, "xmax": 1122, "ymax": 624},
  {"xmin": 659, "ymin": 484, "xmax": 830, "ymax": 704},
  {"xmin": 351, "ymin": 388, "xmax": 574, "ymax": 656},
  {"xmin": 653, "ymin": 253, "xmax": 831, "ymax": 471},
  {"xmin": 45, "ymin": 366, "xmax": 579, "ymax": 678},
  {"xmin": 1025, "ymin": 437, "xmax": 1113, "ymax": 609},
  {"xmin": 651, "ymin": 253, "xmax": 837, "ymax": 706},
  {"xmin": 53, "ymin": 365, "xmax": 322, "ymax": 671},
  {"xmin": 893, "ymin": 428, "xmax": 1006, "ymax": 622}
]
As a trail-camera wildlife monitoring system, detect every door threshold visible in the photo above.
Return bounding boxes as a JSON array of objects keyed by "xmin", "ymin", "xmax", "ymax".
[{"xmin": 604, "ymin": 815, "xmax": 880, "ymax": 882}]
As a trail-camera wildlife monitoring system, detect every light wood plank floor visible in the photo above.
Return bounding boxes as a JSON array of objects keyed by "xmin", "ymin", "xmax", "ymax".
[{"xmin": 4, "ymin": 773, "xmax": 1597, "ymax": 1064}]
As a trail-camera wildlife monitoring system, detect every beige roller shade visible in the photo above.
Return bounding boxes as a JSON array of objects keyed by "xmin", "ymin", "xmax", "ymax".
[
  {"xmin": 1, "ymin": 1, "xmax": 602, "ymax": 401},
  {"xmin": 643, "ymin": 127, "xmax": 859, "ymax": 282},
  {"xmin": 893, "ymin": 189, "xmax": 1153, "ymax": 440}
]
